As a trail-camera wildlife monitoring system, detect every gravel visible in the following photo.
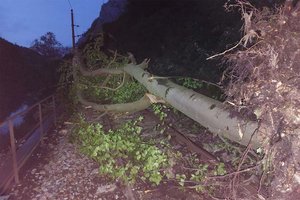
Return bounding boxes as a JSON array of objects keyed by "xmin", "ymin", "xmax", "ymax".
[{"xmin": 9, "ymin": 128, "xmax": 124, "ymax": 200}]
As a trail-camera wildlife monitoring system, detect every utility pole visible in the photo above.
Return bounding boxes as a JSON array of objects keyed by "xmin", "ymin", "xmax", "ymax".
[{"xmin": 71, "ymin": 9, "xmax": 76, "ymax": 50}]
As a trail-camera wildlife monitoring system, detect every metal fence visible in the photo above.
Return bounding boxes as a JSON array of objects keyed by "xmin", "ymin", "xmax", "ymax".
[{"xmin": 0, "ymin": 95, "xmax": 57, "ymax": 194}]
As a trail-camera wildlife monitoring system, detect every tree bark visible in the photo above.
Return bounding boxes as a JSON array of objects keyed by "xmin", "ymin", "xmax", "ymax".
[{"xmin": 123, "ymin": 63, "xmax": 265, "ymax": 149}]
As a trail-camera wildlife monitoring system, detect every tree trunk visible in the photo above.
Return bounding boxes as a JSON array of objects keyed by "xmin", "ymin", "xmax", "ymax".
[
  {"xmin": 123, "ymin": 63, "xmax": 265, "ymax": 149},
  {"xmin": 74, "ymin": 50, "xmax": 265, "ymax": 148}
]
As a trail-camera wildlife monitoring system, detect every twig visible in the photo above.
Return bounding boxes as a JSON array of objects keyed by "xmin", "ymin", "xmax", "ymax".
[
  {"xmin": 64, "ymin": 121, "xmax": 77, "ymax": 125},
  {"xmin": 91, "ymin": 111, "xmax": 108, "ymax": 122},
  {"xmin": 87, "ymin": 51, "xmax": 117, "ymax": 69},
  {"xmin": 201, "ymin": 79, "xmax": 223, "ymax": 88},
  {"xmin": 231, "ymin": 121, "xmax": 261, "ymax": 198},
  {"xmin": 128, "ymin": 52, "xmax": 137, "ymax": 64},
  {"xmin": 99, "ymin": 72, "xmax": 126, "ymax": 91},
  {"xmin": 122, "ymin": 184, "xmax": 135, "ymax": 200},
  {"xmin": 101, "ymin": 74, "xmax": 112, "ymax": 87},
  {"xmin": 208, "ymin": 194, "xmax": 227, "ymax": 200},
  {"xmin": 206, "ymin": 38, "xmax": 244, "ymax": 60},
  {"xmin": 258, "ymin": 169, "xmax": 266, "ymax": 196},
  {"xmin": 232, "ymin": 142, "xmax": 251, "ymax": 198},
  {"xmin": 107, "ymin": 50, "xmax": 117, "ymax": 68},
  {"xmin": 207, "ymin": 163, "xmax": 261, "ymax": 179},
  {"xmin": 218, "ymin": 135, "xmax": 243, "ymax": 155},
  {"xmin": 207, "ymin": 28, "xmax": 259, "ymax": 60}
]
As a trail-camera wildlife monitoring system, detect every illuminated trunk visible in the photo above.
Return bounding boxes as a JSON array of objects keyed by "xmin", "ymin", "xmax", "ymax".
[
  {"xmin": 123, "ymin": 63, "xmax": 264, "ymax": 149},
  {"xmin": 74, "ymin": 51, "xmax": 264, "ymax": 148}
]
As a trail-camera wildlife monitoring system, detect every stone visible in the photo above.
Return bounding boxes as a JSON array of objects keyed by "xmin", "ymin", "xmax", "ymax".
[
  {"xmin": 96, "ymin": 184, "xmax": 117, "ymax": 195},
  {"xmin": 0, "ymin": 195, "xmax": 10, "ymax": 200}
]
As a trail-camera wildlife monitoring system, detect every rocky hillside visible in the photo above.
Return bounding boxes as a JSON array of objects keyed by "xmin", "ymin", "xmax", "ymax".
[
  {"xmin": 0, "ymin": 38, "xmax": 59, "ymax": 120},
  {"xmin": 78, "ymin": 0, "xmax": 127, "ymax": 46}
]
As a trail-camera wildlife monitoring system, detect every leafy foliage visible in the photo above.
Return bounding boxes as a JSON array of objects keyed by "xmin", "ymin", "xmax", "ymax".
[
  {"xmin": 83, "ymin": 35, "xmax": 110, "ymax": 69},
  {"xmin": 58, "ymin": 59, "xmax": 73, "ymax": 85},
  {"xmin": 152, "ymin": 104, "xmax": 168, "ymax": 121},
  {"xmin": 177, "ymin": 77, "xmax": 203, "ymax": 89},
  {"xmin": 30, "ymin": 32, "xmax": 67, "ymax": 58},
  {"xmin": 79, "ymin": 76, "xmax": 146, "ymax": 104},
  {"xmin": 78, "ymin": 34, "xmax": 147, "ymax": 104},
  {"xmin": 72, "ymin": 116, "xmax": 169, "ymax": 185},
  {"xmin": 111, "ymin": 81, "xmax": 147, "ymax": 103},
  {"xmin": 83, "ymin": 34, "xmax": 128, "ymax": 70},
  {"xmin": 174, "ymin": 153, "xmax": 227, "ymax": 193},
  {"xmin": 70, "ymin": 112, "xmax": 231, "ymax": 193}
]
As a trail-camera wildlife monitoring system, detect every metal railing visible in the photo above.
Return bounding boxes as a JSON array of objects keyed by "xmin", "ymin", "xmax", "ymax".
[{"xmin": 0, "ymin": 94, "xmax": 57, "ymax": 194}]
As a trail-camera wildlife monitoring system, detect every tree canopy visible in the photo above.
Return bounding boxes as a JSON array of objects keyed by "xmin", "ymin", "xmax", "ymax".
[{"xmin": 30, "ymin": 32, "xmax": 66, "ymax": 58}]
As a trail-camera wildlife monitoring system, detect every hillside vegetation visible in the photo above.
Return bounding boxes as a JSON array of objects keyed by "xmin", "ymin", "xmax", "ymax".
[{"xmin": 0, "ymin": 38, "xmax": 59, "ymax": 120}]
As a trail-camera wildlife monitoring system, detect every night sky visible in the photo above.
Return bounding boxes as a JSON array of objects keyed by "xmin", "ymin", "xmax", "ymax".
[{"xmin": 0, "ymin": 0, "xmax": 107, "ymax": 47}]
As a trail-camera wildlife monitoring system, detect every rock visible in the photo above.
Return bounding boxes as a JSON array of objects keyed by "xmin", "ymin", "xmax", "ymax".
[
  {"xmin": 0, "ymin": 195, "xmax": 10, "ymax": 200},
  {"xmin": 39, "ymin": 170, "xmax": 46, "ymax": 175},
  {"xmin": 39, "ymin": 196, "xmax": 47, "ymax": 200},
  {"xmin": 31, "ymin": 168, "xmax": 37, "ymax": 174},
  {"xmin": 59, "ymin": 129, "xmax": 68, "ymax": 135},
  {"xmin": 77, "ymin": 0, "xmax": 128, "ymax": 46},
  {"xmin": 91, "ymin": 168, "xmax": 99, "ymax": 175},
  {"xmin": 96, "ymin": 184, "xmax": 117, "ymax": 195}
]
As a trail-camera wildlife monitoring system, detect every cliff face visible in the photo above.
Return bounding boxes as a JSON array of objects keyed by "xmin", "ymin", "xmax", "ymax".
[
  {"xmin": 78, "ymin": 0, "xmax": 127, "ymax": 45},
  {"xmin": 0, "ymin": 38, "xmax": 59, "ymax": 120},
  {"xmin": 99, "ymin": 0, "xmax": 127, "ymax": 25}
]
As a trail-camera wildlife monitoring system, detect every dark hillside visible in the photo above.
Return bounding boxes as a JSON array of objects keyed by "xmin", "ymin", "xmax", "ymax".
[
  {"xmin": 101, "ymin": 0, "xmax": 242, "ymax": 81},
  {"xmin": 0, "ymin": 38, "xmax": 59, "ymax": 120},
  {"xmin": 78, "ymin": 0, "xmax": 283, "ymax": 82}
]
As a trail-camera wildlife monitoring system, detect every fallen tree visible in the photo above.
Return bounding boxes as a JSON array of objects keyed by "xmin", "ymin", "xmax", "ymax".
[
  {"xmin": 70, "ymin": 1, "xmax": 300, "ymax": 198},
  {"xmin": 72, "ymin": 49, "xmax": 264, "ymax": 149}
]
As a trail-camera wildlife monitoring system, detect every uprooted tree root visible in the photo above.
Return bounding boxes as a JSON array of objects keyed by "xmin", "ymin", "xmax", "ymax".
[{"xmin": 220, "ymin": 0, "xmax": 300, "ymax": 198}]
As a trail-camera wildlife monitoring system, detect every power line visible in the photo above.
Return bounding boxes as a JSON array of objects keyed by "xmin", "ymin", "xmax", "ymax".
[{"xmin": 67, "ymin": 0, "xmax": 73, "ymax": 9}]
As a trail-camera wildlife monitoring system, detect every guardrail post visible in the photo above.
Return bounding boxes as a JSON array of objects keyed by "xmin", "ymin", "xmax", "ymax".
[
  {"xmin": 38, "ymin": 103, "xmax": 44, "ymax": 142},
  {"xmin": 8, "ymin": 120, "xmax": 19, "ymax": 184},
  {"xmin": 52, "ymin": 95, "xmax": 57, "ymax": 127}
]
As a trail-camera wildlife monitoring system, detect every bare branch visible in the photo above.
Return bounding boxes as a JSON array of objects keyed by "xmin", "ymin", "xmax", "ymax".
[
  {"xmin": 106, "ymin": 50, "xmax": 117, "ymax": 68},
  {"xmin": 79, "ymin": 65, "xmax": 124, "ymax": 76},
  {"xmin": 99, "ymin": 72, "xmax": 126, "ymax": 91},
  {"xmin": 74, "ymin": 49, "xmax": 124, "ymax": 76},
  {"xmin": 77, "ymin": 91, "xmax": 151, "ymax": 113},
  {"xmin": 127, "ymin": 52, "xmax": 137, "ymax": 64}
]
